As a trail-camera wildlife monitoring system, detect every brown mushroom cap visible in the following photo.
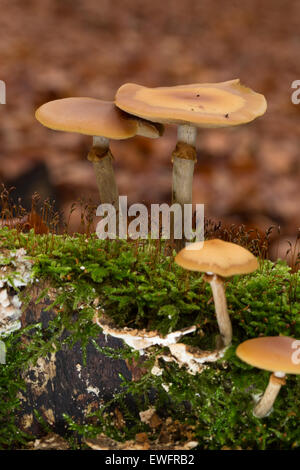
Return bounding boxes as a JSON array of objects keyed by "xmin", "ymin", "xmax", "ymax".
[
  {"xmin": 175, "ymin": 239, "xmax": 258, "ymax": 277},
  {"xmin": 236, "ymin": 336, "xmax": 300, "ymax": 375},
  {"xmin": 35, "ymin": 97, "xmax": 161, "ymax": 139},
  {"xmin": 115, "ymin": 79, "xmax": 267, "ymax": 128}
]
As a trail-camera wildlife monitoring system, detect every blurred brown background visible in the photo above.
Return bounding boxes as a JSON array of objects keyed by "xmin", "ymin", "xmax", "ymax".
[{"xmin": 0, "ymin": 0, "xmax": 299, "ymax": 255}]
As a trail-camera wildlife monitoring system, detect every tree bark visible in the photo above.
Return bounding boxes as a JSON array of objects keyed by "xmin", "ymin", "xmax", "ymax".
[{"xmin": 18, "ymin": 286, "xmax": 134, "ymax": 437}]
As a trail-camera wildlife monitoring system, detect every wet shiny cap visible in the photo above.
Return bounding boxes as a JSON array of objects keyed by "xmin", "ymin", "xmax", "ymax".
[
  {"xmin": 115, "ymin": 79, "xmax": 267, "ymax": 127},
  {"xmin": 36, "ymin": 97, "xmax": 163, "ymax": 139},
  {"xmin": 175, "ymin": 239, "xmax": 258, "ymax": 277},
  {"xmin": 236, "ymin": 336, "xmax": 300, "ymax": 375}
]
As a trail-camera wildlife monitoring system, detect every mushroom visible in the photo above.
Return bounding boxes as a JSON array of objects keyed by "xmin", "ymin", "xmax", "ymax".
[
  {"xmin": 236, "ymin": 336, "xmax": 300, "ymax": 418},
  {"xmin": 175, "ymin": 239, "xmax": 258, "ymax": 347},
  {"xmin": 115, "ymin": 80, "xmax": 267, "ymax": 247},
  {"xmin": 35, "ymin": 98, "xmax": 163, "ymax": 230}
]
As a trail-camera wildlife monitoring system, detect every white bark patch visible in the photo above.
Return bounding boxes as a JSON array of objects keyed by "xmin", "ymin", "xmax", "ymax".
[
  {"xmin": 85, "ymin": 434, "xmax": 198, "ymax": 451},
  {"xmin": 41, "ymin": 406, "xmax": 55, "ymax": 425},
  {"xmin": 24, "ymin": 353, "xmax": 57, "ymax": 397},
  {"xmin": 28, "ymin": 433, "xmax": 69, "ymax": 450},
  {"xmin": 151, "ymin": 365, "xmax": 163, "ymax": 376},
  {"xmin": 76, "ymin": 363, "xmax": 82, "ymax": 379},
  {"xmin": 0, "ymin": 249, "xmax": 33, "ymax": 337},
  {"xmin": 20, "ymin": 413, "xmax": 34, "ymax": 430},
  {"xmin": 86, "ymin": 385, "xmax": 100, "ymax": 396},
  {"xmin": 139, "ymin": 407, "xmax": 157, "ymax": 424},
  {"xmin": 0, "ymin": 248, "xmax": 33, "ymax": 288},
  {"xmin": 94, "ymin": 313, "xmax": 226, "ymax": 376},
  {"xmin": 94, "ymin": 313, "xmax": 197, "ymax": 351},
  {"xmin": 159, "ymin": 343, "xmax": 228, "ymax": 375}
]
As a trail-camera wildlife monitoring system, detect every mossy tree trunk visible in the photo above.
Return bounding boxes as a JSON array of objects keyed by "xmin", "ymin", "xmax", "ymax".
[{"xmin": 18, "ymin": 287, "xmax": 134, "ymax": 437}]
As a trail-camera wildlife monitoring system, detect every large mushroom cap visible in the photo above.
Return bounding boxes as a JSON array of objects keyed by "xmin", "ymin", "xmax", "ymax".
[
  {"xmin": 236, "ymin": 336, "xmax": 300, "ymax": 375},
  {"xmin": 115, "ymin": 80, "xmax": 267, "ymax": 128},
  {"xmin": 35, "ymin": 97, "xmax": 162, "ymax": 139},
  {"xmin": 175, "ymin": 239, "xmax": 258, "ymax": 277}
]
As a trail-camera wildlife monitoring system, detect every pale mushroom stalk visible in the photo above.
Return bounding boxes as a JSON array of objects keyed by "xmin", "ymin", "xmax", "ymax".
[
  {"xmin": 115, "ymin": 80, "xmax": 267, "ymax": 251},
  {"xmin": 88, "ymin": 136, "xmax": 120, "ymax": 229},
  {"xmin": 253, "ymin": 372, "xmax": 286, "ymax": 418},
  {"xmin": 172, "ymin": 125, "xmax": 197, "ymax": 207},
  {"xmin": 171, "ymin": 125, "xmax": 197, "ymax": 250},
  {"xmin": 205, "ymin": 273, "xmax": 232, "ymax": 347}
]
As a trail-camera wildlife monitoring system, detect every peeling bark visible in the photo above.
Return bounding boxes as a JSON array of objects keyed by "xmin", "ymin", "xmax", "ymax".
[{"xmin": 94, "ymin": 312, "xmax": 196, "ymax": 351}]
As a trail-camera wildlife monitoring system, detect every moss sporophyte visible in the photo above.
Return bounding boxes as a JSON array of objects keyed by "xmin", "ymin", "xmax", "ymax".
[{"xmin": 0, "ymin": 228, "xmax": 299, "ymax": 449}]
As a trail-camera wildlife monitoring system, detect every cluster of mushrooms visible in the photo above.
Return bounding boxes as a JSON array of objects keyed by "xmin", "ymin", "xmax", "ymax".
[
  {"xmin": 35, "ymin": 79, "xmax": 266, "ymax": 245},
  {"xmin": 35, "ymin": 80, "xmax": 299, "ymax": 418},
  {"xmin": 175, "ymin": 240, "xmax": 300, "ymax": 418}
]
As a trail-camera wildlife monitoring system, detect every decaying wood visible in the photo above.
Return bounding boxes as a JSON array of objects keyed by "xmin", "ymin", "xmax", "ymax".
[
  {"xmin": 85, "ymin": 414, "xmax": 198, "ymax": 450},
  {"xmin": 27, "ymin": 433, "xmax": 69, "ymax": 450},
  {"xmin": 94, "ymin": 312, "xmax": 197, "ymax": 351},
  {"xmin": 18, "ymin": 286, "xmax": 133, "ymax": 437}
]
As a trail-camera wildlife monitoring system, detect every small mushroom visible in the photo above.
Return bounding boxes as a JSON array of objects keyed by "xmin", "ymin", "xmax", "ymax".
[
  {"xmin": 35, "ymin": 98, "xmax": 163, "ymax": 230},
  {"xmin": 115, "ymin": 80, "xmax": 267, "ymax": 248},
  {"xmin": 175, "ymin": 239, "xmax": 258, "ymax": 346},
  {"xmin": 236, "ymin": 336, "xmax": 300, "ymax": 418}
]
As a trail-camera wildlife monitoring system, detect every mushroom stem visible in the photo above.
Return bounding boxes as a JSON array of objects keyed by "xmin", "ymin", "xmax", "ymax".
[
  {"xmin": 171, "ymin": 125, "xmax": 197, "ymax": 250},
  {"xmin": 253, "ymin": 372, "xmax": 286, "ymax": 418},
  {"xmin": 205, "ymin": 273, "xmax": 232, "ymax": 347},
  {"xmin": 88, "ymin": 136, "xmax": 120, "ymax": 234}
]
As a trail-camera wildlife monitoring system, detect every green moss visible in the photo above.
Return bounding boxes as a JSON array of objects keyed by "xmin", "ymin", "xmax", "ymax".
[{"xmin": 0, "ymin": 228, "xmax": 299, "ymax": 449}]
